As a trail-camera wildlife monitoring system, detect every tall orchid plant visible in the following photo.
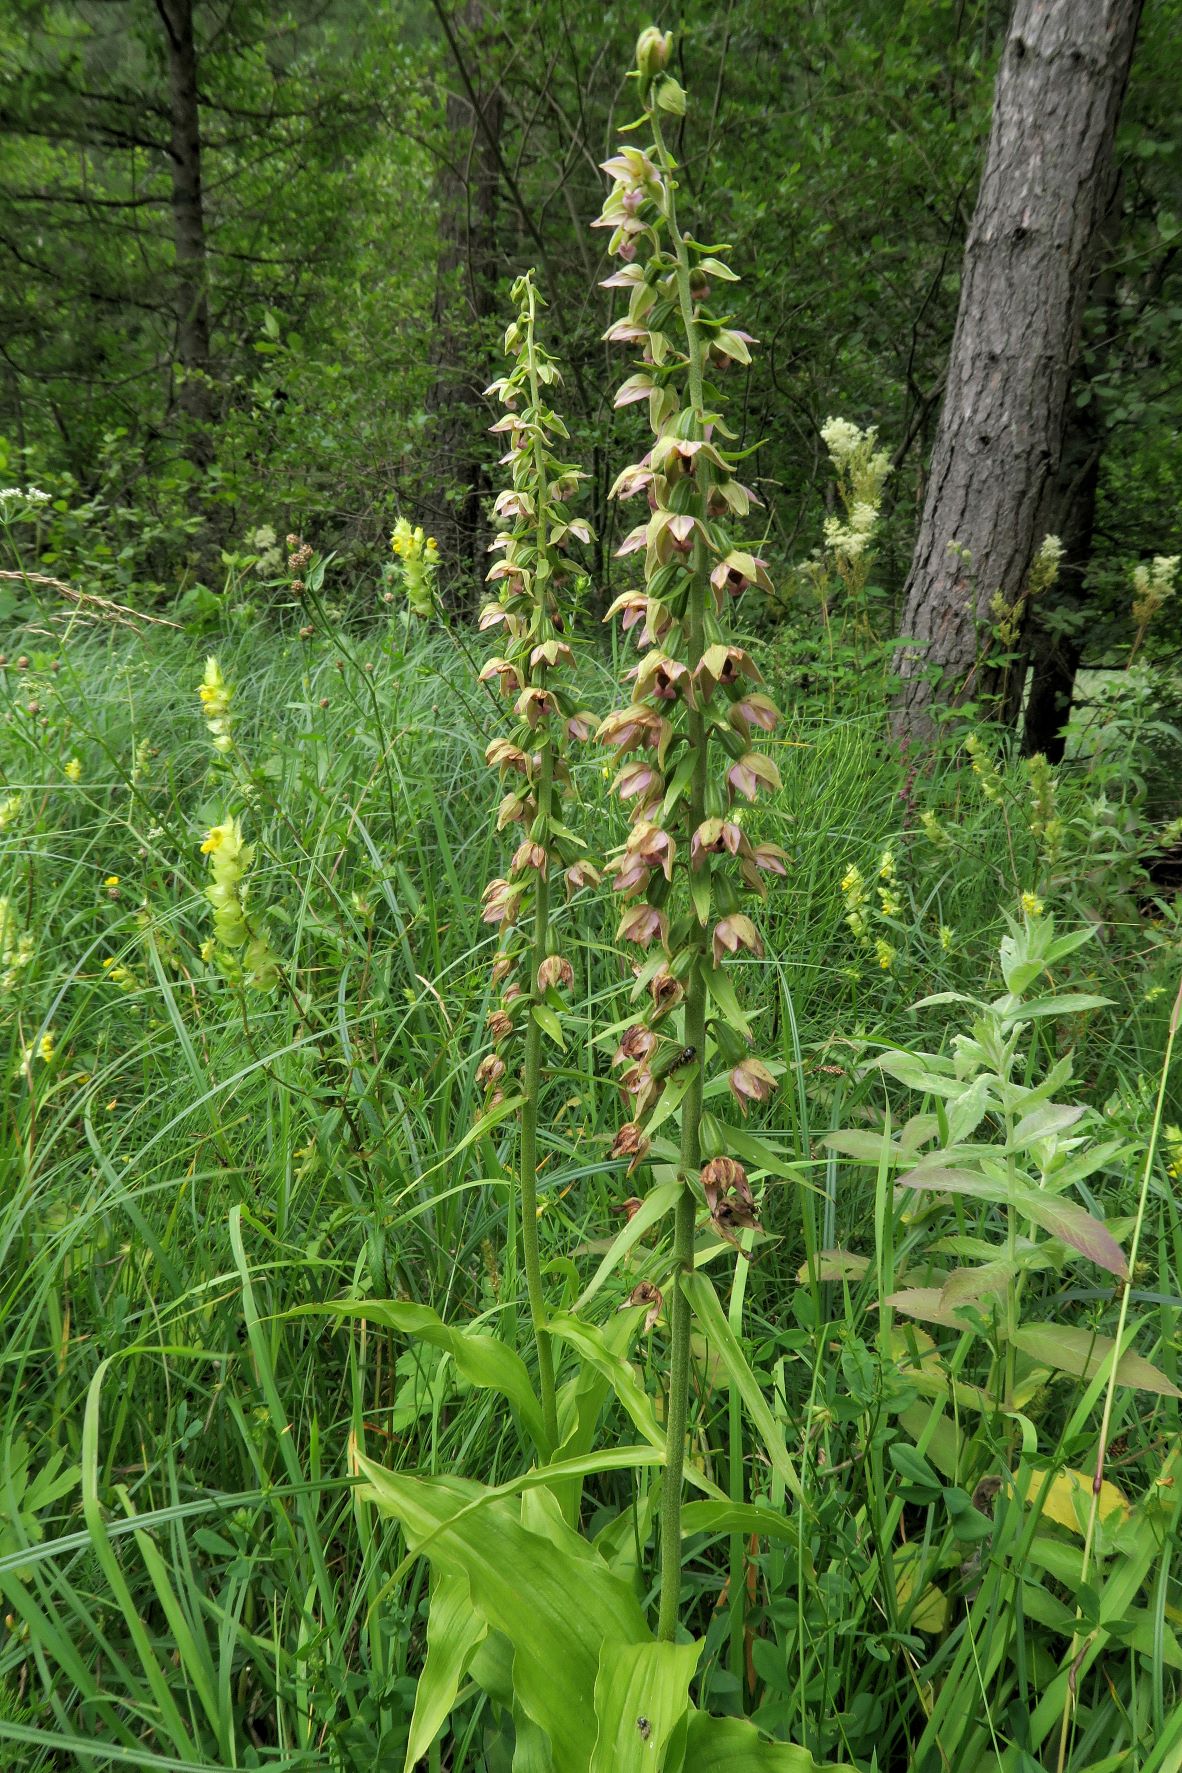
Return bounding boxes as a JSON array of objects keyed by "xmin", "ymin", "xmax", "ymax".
[
  {"xmin": 477, "ymin": 270, "xmax": 598, "ymax": 1451},
  {"xmin": 594, "ymin": 26, "xmax": 788, "ymax": 1638}
]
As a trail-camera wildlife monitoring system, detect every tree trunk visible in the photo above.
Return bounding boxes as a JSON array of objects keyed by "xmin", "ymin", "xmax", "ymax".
[
  {"xmin": 156, "ymin": 0, "xmax": 214, "ymax": 469},
  {"xmin": 891, "ymin": 0, "xmax": 1142, "ymax": 748},
  {"xmin": 427, "ymin": 0, "xmax": 502, "ymax": 594}
]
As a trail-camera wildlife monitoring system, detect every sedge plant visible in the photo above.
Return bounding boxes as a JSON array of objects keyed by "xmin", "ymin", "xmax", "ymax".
[{"xmin": 593, "ymin": 26, "xmax": 789, "ymax": 1640}]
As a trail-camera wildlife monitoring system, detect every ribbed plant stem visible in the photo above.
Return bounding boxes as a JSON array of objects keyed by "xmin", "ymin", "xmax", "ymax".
[{"xmin": 653, "ymin": 99, "xmax": 710, "ymax": 1642}]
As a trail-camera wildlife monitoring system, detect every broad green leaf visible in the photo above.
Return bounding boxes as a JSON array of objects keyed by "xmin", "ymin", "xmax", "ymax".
[
  {"xmin": 681, "ymin": 1711, "xmax": 846, "ymax": 1770},
  {"xmin": 939, "ymin": 1261, "xmax": 1017, "ymax": 1306},
  {"xmin": 319, "ymin": 1300, "xmax": 547, "ymax": 1450},
  {"xmin": 1006, "ymin": 993, "xmax": 1111, "ymax": 1023},
  {"xmin": 893, "ymin": 1543, "xmax": 948, "ymax": 1632},
  {"xmin": 822, "ymin": 1129, "xmax": 900, "ymax": 1165},
  {"xmin": 1009, "ymin": 1324, "xmax": 1181, "ymax": 1396},
  {"xmin": 1023, "ymin": 1467, "xmax": 1130, "ymax": 1536},
  {"xmin": 947, "ymin": 1075, "xmax": 995, "ymax": 1144},
  {"xmin": 405, "ymin": 1573, "xmax": 487, "ymax": 1772},
  {"xmin": 795, "ymin": 1249, "xmax": 869, "ymax": 1284},
  {"xmin": 590, "ymin": 1640, "xmax": 700, "ymax": 1773},
  {"xmin": 573, "ymin": 1182, "xmax": 681, "ymax": 1313},
  {"xmin": 682, "ymin": 1271, "xmax": 803, "ymax": 1504},
  {"xmin": 870, "ymin": 1053, "xmax": 961, "ymax": 1097},
  {"xmin": 1010, "ymin": 1103, "xmax": 1086, "ymax": 1149},
  {"xmin": 704, "ymin": 963, "xmax": 753, "ymax": 1039},
  {"xmin": 357, "ymin": 1463, "xmax": 650, "ymax": 1773},
  {"xmin": 547, "ymin": 1314, "xmax": 724, "ymax": 1499},
  {"xmin": 884, "ymin": 1286, "xmax": 989, "ymax": 1331}
]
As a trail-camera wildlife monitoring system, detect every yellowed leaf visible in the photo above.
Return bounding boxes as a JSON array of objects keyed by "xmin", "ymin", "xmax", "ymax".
[
  {"xmin": 894, "ymin": 1545, "xmax": 949, "ymax": 1633},
  {"xmin": 1026, "ymin": 1466, "xmax": 1130, "ymax": 1535}
]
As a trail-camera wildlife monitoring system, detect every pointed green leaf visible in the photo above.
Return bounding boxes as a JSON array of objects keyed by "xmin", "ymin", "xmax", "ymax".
[
  {"xmin": 405, "ymin": 1573, "xmax": 487, "ymax": 1772},
  {"xmin": 681, "ymin": 1271, "xmax": 803, "ymax": 1504},
  {"xmin": 318, "ymin": 1300, "xmax": 546, "ymax": 1450},
  {"xmin": 573, "ymin": 1181, "xmax": 681, "ymax": 1313}
]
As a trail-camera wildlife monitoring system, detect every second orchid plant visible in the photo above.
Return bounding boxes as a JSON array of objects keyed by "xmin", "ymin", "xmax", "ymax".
[{"xmin": 477, "ymin": 270, "xmax": 598, "ymax": 1452}]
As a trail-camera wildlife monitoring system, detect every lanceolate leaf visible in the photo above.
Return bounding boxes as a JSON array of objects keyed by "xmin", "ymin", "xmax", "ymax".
[
  {"xmin": 1009, "ymin": 1102, "xmax": 1087, "ymax": 1149},
  {"xmin": 546, "ymin": 1314, "xmax": 726, "ymax": 1500},
  {"xmin": 895, "ymin": 1173, "xmax": 1128, "ymax": 1277},
  {"xmin": 404, "ymin": 1573, "xmax": 487, "ymax": 1773},
  {"xmin": 1008, "ymin": 1324, "xmax": 1181, "ymax": 1397},
  {"xmin": 1013, "ymin": 1191, "xmax": 1127, "ymax": 1277},
  {"xmin": 573, "ymin": 1181, "xmax": 681, "ymax": 1313}
]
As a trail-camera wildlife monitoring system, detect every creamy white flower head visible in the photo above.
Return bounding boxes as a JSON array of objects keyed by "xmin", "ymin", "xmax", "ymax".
[{"xmin": 819, "ymin": 417, "xmax": 862, "ymax": 465}]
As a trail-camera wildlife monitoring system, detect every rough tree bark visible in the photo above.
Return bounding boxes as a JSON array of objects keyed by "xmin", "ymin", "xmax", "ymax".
[
  {"xmin": 427, "ymin": 0, "xmax": 502, "ymax": 592},
  {"xmin": 891, "ymin": 0, "xmax": 1143, "ymax": 748},
  {"xmin": 156, "ymin": 0, "xmax": 214, "ymax": 469}
]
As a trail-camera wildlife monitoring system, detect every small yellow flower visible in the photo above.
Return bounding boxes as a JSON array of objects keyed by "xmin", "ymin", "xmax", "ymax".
[
  {"xmin": 1163, "ymin": 1125, "xmax": 1182, "ymax": 1181},
  {"xmin": 840, "ymin": 865, "xmax": 863, "ymax": 897},
  {"xmin": 200, "ymin": 938, "xmax": 216, "ymax": 962},
  {"xmin": 875, "ymin": 939, "xmax": 895, "ymax": 972},
  {"xmin": 38, "ymin": 1029, "xmax": 55, "ymax": 1063},
  {"xmin": 64, "ymin": 757, "xmax": 82, "ymax": 782},
  {"xmin": 878, "ymin": 849, "xmax": 895, "ymax": 883},
  {"xmin": 201, "ymin": 824, "xmax": 228, "ymax": 854},
  {"xmin": 102, "ymin": 957, "xmax": 114, "ymax": 969},
  {"xmin": 938, "ymin": 924, "xmax": 954, "ymax": 952},
  {"xmin": 104, "ymin": 875, "xmax": 120, "ymax": 887},
  {"xmin": 1021, "ymin": 891, "xmax": 1044, "ymax": 919},
  {"xmin": 878, "ymin": 889, "xmax": 900, "ymax": 918}
]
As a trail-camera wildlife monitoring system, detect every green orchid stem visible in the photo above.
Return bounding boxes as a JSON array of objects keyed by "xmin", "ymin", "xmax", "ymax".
[
  {"xmin": 518, "ymin": 280, "xmax": 560, "ymax": 1456},
  {"xmin": 651, "ymin": 97, "xmax": 710, "ymax": 1643}
]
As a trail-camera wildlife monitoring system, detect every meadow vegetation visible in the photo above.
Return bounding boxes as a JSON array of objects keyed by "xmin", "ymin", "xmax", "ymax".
[{"xmin": 0, "ymin": 19, "xmax": 1180, "ymax": 1773}]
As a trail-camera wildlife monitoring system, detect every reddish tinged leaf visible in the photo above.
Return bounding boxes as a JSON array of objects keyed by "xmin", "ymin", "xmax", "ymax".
[{"xmin": 1016, "ymin": 1192, "xmax": 1128, "ymax": 1278}]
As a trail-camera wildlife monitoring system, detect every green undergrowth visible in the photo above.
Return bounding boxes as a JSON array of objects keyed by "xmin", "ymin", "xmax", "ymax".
[{"xmin": 0, "ymin": 610, "xmax": 1178, "ymax": 1770}]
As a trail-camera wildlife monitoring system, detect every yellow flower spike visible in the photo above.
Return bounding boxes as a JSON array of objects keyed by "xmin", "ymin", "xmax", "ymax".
[
  {"xmin": 38, "ymin": 1029, "xmax": 55, "ymax": 1063},
  {"xmin": 64, "ymin": 757, "xmax": 82, "ymax": 782},
  {"xmin": 1021, "ymin": 891, "xmax": 1044, "ymax": 919},
  {"xmin": 875, "ymin": 939, "xmax": 895, "ymax": 972}
]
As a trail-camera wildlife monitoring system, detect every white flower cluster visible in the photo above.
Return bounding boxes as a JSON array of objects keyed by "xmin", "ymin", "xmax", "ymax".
[
  {"xmin": 823, "ymin": 505, "xmax": 877, "ymax": 562},
  {"xmin": 1133, "ymin": 555, "xmax": 1180, "ymax": 603},
  {"xmin": 0, "ymin": 485, "xmax": 50, "ymax": 514}
]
